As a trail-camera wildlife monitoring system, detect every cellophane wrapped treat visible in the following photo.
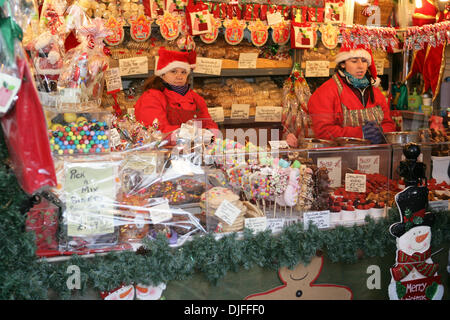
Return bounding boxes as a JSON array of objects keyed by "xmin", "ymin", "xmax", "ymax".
[
  {"xmin": 57, "ymin": 18, "xmax": 111, "ymax": 110},
  {"xmin": 110, "ymin": 115, "xmax": 164, "ymax": 152}
]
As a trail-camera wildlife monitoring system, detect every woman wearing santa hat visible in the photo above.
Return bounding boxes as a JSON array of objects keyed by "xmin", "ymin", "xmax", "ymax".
[
  {"xmin": 134, "ymin": 47, "xmax": 218, "ymax": 138},
  {"xmin": 305, "ymin": 44, "xmax": 396, "ymax": 144}
]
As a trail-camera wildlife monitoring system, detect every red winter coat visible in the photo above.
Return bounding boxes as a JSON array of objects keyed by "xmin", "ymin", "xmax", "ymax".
[
  {"xmin": 134, "ymin": 86, "xmax": 218, "ymax": 134},
  {"xmin": 307, "ymin": 74, "xmax": 396, "ymax": 140}
]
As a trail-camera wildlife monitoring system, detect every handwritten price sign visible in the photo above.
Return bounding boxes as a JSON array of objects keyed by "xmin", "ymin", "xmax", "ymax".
[
  {"xmin": 345, "ymin": 173, "xmax": 366, "ymax": 193},
  {"xmin": 357, "ymin": 155, "xmax": 380, "ymax": 174},
  {"xmin": 317, "ymin": 157, "xmax": 342, "ymax": 188},
  {"xmin": 305, "ymin": 61, "xmax": 330, "ymax": 77}
]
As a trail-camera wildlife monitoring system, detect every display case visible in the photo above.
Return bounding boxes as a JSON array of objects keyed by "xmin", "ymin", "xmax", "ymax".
[
  {"xmin": 42, "ymin": 150, "xmax": 209, "ymax": 256},
  {"xmin": 201, "ymin": 143, "xmax": 398, "ymax": 234}
]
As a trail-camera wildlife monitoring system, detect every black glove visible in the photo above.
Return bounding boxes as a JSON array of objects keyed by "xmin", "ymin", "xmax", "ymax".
[{"xmin": 362, "ymin": 121, "xmax": 385, "ymax": 144}]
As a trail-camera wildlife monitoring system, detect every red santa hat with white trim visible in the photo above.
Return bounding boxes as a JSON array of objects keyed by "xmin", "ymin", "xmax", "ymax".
[
  {"xmin": 155, "ymin": 47, "xmax": 196, "ymax": 76},
  {"xmin": 334, "ymin": 43, "xmax": 381, "ymax": 87}
]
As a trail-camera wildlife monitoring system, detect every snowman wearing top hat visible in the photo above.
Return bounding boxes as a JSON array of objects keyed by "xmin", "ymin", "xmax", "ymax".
[{"xmin": 388, "ymin": 144, "xmax": 444, "ymax": 300}]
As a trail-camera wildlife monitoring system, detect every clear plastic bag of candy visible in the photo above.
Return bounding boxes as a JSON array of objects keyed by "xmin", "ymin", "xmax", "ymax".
[
  {"xmin": 110, "ymin": 114, "xmax": 166, "ymax": 152},
  {"xmin": 57, "ymin": 18, "xmax": 111, "ymax": 110}
]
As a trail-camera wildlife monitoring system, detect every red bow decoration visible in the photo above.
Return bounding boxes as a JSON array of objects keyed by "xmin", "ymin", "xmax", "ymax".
[
  {"xmin": 391, "ymin": 249, "xmax": 439, "ymax": 281},
  {"xmin": 403, "ymin": 208, "xmax": 426, "ymax": 224}
]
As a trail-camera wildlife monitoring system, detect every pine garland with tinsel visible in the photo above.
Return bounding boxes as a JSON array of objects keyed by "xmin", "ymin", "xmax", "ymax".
[{"xmin": 1, "ymin": 126, "xmax": 449, "ymax": 300}]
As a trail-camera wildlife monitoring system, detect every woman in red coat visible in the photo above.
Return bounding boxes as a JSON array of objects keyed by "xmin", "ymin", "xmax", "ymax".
[
  {"xmin": 134, "ymin": 47, "xmax": 218, "ymax": 137},
  {"xmin": 306, "ymin": 44, "xmax": 396, "ymax": 144}
]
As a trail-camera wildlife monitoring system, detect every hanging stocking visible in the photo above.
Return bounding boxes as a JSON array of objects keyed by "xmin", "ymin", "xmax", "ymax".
[{"xmin": 0, "ymin": 57, "xmax": 57, "ymax": 195}]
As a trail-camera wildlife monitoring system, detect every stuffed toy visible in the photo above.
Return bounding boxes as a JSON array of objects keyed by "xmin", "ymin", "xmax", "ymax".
[{"xmin": 27, "ymin": 31, "xmax": 64, "ymax": 92}]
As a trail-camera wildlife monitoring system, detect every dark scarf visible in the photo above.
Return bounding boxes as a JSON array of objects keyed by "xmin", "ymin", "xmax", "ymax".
[{"xmin": 163, "ymin": 81, "xmax": 190, "ymax": 96}]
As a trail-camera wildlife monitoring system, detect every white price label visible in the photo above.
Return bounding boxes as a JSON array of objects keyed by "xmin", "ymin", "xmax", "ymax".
[
  {"xmin": 149, "ymin": 201, "xmax": 172, "ymax": 224},
  {"xmin": 345, "ymin": 173, "xmax": 367, "ymax": 193},
  {"xmin": 317, "ymin": 157, "xmax": 342, "ymax": 188},
  {"xmin": 238, "ymin": 53, "xmax": 258, "ymax": 69},
  {"xmin": 105, "ymin": 67, "xmax": 123, "ymax": 93},
  {"xmin": 119, "ymin": 56, "xmax": 148, "ymax": 76},
  {"xmin": 244, "ymin": 217, "xmax": 267, "ymax": 233},
  {"xmin": 266, "ymin": 218, "xmax": 285, "ymax": 233},
  {"xmin": 214, "ymin": 199, "xmax": 241, "ymax": 226},
  {"xmin": 428, "ymin": 200, "xmax": 449, "ymax": 212},
  {"xmin": 208, "ymin": 107, "xmax": 224, "ymax": 122},
  {"xmin": 110, "ymin": 128, "xmax": 122, "ymax": 148},
  {"xmin": 303, "ymin": 210, "xmax": 330, "ymax": 230},
  {"xmin": 255, "ymin": 106, "xmax": 282, "ymax": 122},
  {"xmin": 231, "ymin": 104, "xmax": 250, "ymax": 119},
  {"xmin": 269, "ymin": 140, "xmax": 289, "ymax": 149},
  {"xmin": 357, "ymin": 155, "xmax": 380, "ymax": 174},
  {"xmin": 195, "ymin": 57, "xmax": 223, "ymax": 75},
  {"xmin": 305, "ymin": 61, "xmax": 330, "ymax": 77}
]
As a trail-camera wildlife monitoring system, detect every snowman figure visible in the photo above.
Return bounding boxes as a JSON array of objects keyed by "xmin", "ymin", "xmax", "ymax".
[{"xmin": 388, "ymin": 144, "xmax": 444, "ymax": 300}]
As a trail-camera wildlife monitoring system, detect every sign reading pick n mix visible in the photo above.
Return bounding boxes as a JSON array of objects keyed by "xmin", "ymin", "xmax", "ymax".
[{"xmin": 65, "ymin": 163, "xmax": 116, "ymax": 237}]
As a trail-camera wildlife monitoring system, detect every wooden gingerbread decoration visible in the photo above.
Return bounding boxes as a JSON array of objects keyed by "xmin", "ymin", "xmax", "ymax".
[{"xmin": 245, "ymin": 254, "xmax": 353, "ymax": 300}]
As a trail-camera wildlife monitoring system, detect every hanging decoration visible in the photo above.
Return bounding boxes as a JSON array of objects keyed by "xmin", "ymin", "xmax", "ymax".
[
  {"xmin": 307, "ymin": 6, "xmax": 324, "ymax": 23},
  {"xmin": 319, "ymin": 23, "xmax": 338, "ymax": 49},
  {"xmin": 186, "ymin": 0, "xmax": 213, "ymax": 35},
  {"xmin": 156, "ymin": 11, "xmax": 181, "ymax": 41},
  {"xmin": 103, "ymin": 17, "xmax": 125, "ymax": 46},
  {"xmin": 223, "ymin": 17, "xmax": 246, "ymax": 46},
  {"xmin": 248, "ymin": 19, "xmax": 269, "ymax": 47},
  {"xmin": 291, "ymin": 24, "xmax": 316, "ymax": 49},
  {"xmin": 404, "ymin": 21, "xmax": 450, "ymax": 51},
  {"xmin": 129, "ymin": 15, "xmax": 153, "ymax": 42},
  {"xmin": 177, "ymin": 33, "xmax": 196, "ymax": 50},
  {"xmin": 151, "ymin": 0, "xmax": 166, "ymax": 18},
  {"xmin": 324, "ymin": 0, "xmax": 344, "ymax": 23},
  {"xmin": 271, "ymin": 19, "xmax": 290, "ymax": 45},
  {"xmin": 199, "ymin": 16, "xmax": 222, "ymax": 44},
  {"xmin": 167, "ymin": 0, "xmax": 188, "ymax": 14},
  {"xmin": 339, "ymin": 24, "xmax": 399, "ymax": 50}
]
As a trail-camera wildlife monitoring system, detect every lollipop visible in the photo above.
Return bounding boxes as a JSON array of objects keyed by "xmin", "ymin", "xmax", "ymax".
[
  {"xmin": 249, "ymin": 171, "xmax": 271, "ymax": 214},
  {"xmin": 270, "ymin": 167, "xmax": 290, "ymax": 217},
  {"xmin": 297, "ymin": 165, "xmax": 314, "ymax": 212},
  {"xmin": 283, "ymin": 168, "xmax": 300, "ymax": 216}
]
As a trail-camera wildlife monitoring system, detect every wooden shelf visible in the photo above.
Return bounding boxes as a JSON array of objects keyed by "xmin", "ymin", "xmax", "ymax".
[
  {"xmin": 120, "ymin": 68, "xmax": 292, "ymax": 79},
  {"xmin": 193, "ymin": 68, "xmax": 292, "ymax": 77}
]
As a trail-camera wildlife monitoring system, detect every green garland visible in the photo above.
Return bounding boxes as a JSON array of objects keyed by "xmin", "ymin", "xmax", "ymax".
[{"xmin": 1, "ymin": 127, "xmax": 449, "ymax": 300}]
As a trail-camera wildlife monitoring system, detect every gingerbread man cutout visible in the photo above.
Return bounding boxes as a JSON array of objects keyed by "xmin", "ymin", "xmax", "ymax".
[{"xmin": 245, "ymin": 255, "xmax": 352, "ymax": 300}]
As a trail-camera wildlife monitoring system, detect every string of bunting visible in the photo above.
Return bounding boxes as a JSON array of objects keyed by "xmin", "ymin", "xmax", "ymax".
[{"xmin": 114, "ymin": 0, "xmax": 449, "ymax": 51}]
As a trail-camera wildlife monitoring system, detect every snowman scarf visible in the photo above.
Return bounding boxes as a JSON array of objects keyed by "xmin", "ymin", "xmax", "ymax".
[{"xmin": 391, "ymin": 248, "xmax": 439, "ymax": 281}]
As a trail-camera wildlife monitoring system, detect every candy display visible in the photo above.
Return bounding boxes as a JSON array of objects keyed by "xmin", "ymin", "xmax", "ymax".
[
  {"xmin": 16, "ymin": 0, "xmax": 450, "ymax": 263},
  {"xmin": 110, "ymin": 115, "xmax": 164, "ymax": 151},
  {"xmin": 47, "ymin": 113, "xmax": 111, "ymax": 156}
]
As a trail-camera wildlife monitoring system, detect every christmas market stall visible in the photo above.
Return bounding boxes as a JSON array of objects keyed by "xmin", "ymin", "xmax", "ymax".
[{"xmin": 0, "ymin": 0, "xmax": 449, "ymax": 300}]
